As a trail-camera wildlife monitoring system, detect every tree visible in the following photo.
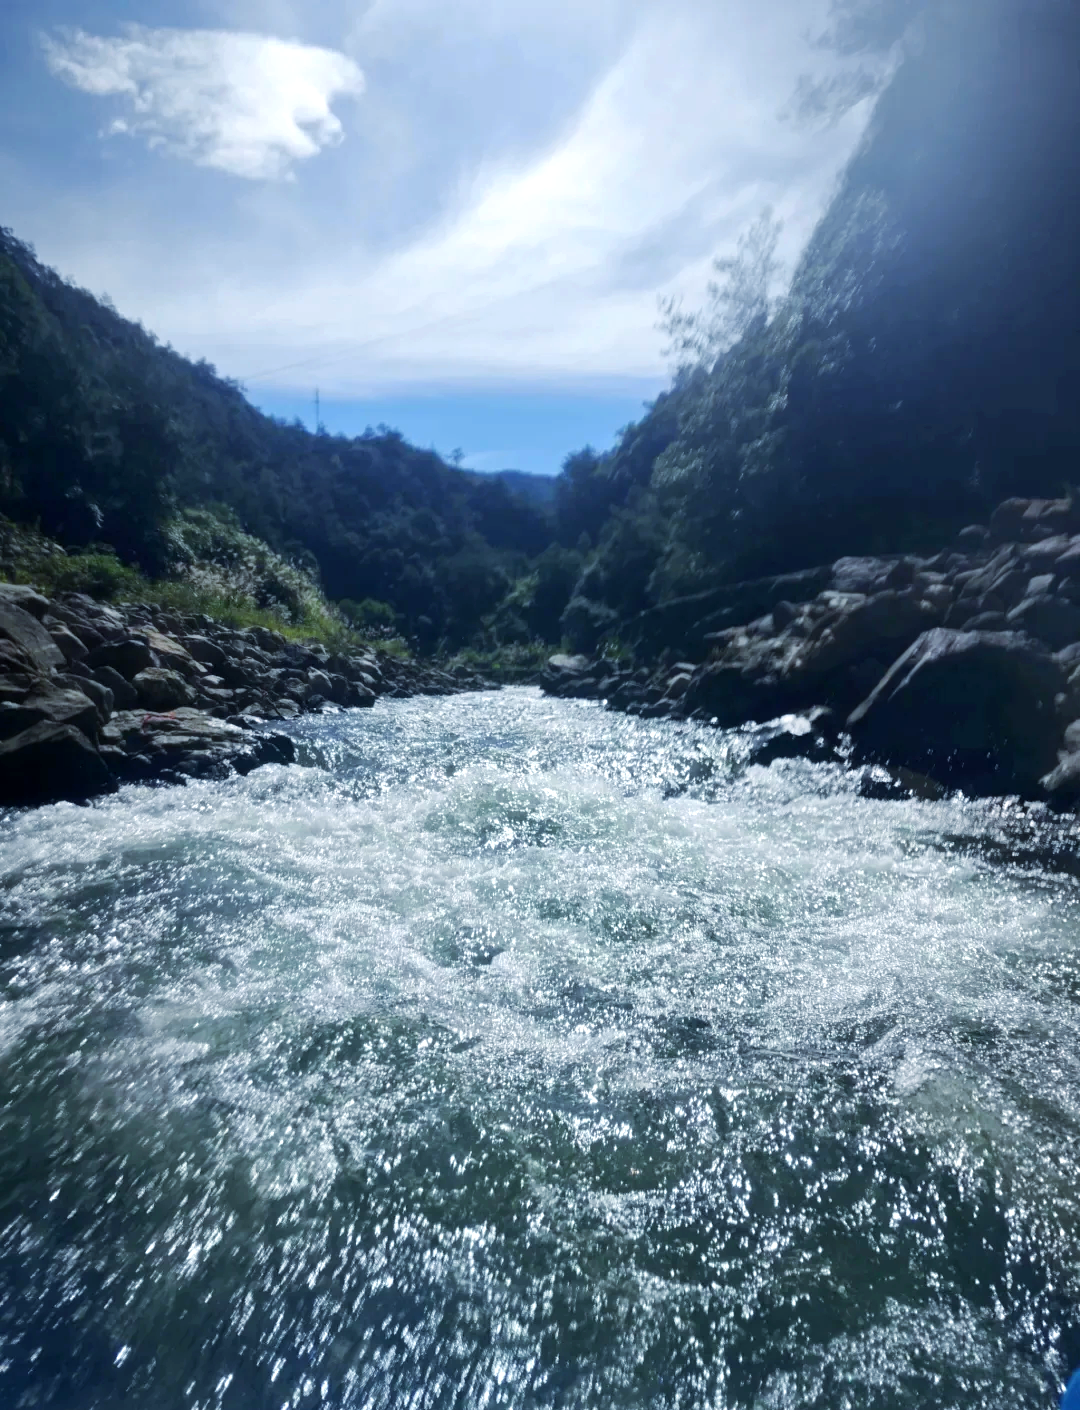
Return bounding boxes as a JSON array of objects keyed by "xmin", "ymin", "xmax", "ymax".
[{"xmin": 658, "ymin": 208, "xmax": 784, "ymax": 373}]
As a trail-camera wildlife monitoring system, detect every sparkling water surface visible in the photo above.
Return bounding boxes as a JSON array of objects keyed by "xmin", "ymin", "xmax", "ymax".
[{"xmin": 1, "ymin": 687, "xmax": 1078, "ymax": 1409}]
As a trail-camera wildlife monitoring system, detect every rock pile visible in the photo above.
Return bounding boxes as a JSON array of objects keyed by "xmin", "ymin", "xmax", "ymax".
[
  {"xmin": 539, "ymin": 496, "xmax": 1080, "ymax": 804},
  {"xmin": 0, "ymin": 589, "xmax": 491, "ymax": 807}
]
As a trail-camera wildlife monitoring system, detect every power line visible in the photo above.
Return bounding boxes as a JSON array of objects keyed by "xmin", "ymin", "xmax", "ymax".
[
  {"xmin": 236, "ymin": 306, "xmax": 486, "ymax": 386},
  {"xmin": 234, "ymin": 271, "xmax": 581, "ymax": 387}
]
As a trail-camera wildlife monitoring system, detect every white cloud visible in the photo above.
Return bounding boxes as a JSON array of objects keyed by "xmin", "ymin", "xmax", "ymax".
[
  {"xmin": 20, "ymin": 1, "xmax": 870, "ymax": 391},
  {"xmin": 42, "ymin": 25, "xmax": 364, "ymax": 180}
]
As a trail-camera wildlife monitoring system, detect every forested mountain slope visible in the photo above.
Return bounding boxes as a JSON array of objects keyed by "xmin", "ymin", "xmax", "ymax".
[{"xmin": 0, "ymin": 230, "xmax": 550, "ymax": 648}]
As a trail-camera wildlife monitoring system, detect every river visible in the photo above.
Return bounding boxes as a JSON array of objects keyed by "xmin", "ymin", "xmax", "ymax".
[{"xmin": 1, "ymin": 687, "xmax": 1078, "ymax": 1409}]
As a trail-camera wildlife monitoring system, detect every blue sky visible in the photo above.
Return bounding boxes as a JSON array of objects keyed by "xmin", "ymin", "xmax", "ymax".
[{"xmin": 1, "ymin": 0, "xmax": 874, "ymax": 476}]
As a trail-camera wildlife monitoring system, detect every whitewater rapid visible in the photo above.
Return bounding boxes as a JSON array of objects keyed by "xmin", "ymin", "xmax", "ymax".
[{"xmin": 1, "ymin": 687, "xmax": 1077, "ymax": 1409}]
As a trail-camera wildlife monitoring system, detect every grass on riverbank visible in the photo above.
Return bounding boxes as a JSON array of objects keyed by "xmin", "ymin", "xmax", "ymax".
[{"xmin": 0, "ymin": 514, "xmax": 411, "ymax": 656}]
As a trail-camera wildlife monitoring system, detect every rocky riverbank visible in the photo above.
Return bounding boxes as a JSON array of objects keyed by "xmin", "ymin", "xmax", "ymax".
[
  {"xmin": 539, "ymin": 495, "xmax": 1080, "ymax": 807},
  {"xmin": 0, "ymin": 589, "xmax": 493, "ymax": 807}
]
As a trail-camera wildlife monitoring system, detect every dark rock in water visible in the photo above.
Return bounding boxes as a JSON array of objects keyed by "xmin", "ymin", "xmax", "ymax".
[
  {"xmin": 92, "ymin": 664, "xmax": 139, "ymax": 710},
  {"xmin": 233, "ymin": 733, "xmax": 295, "ymax": 773},
  {"xmin": 856, "ymin": 765, "xmax": 947, "ymax": 802},
  {"xmin": 847, "ymin": 628, "xmax": 1065, "ymax": 796},
  {"xmin": 0, "ymin": 599, "xmax": 66, "ymax": 672},
  {"xmin": 88, "ymin": 638, "xmax": 155, "ymax": 680},
  {"xmin": 742, "ymin": 710, "xmax": 842, "ymax": 769},
  {"xmin": 0, "ymin": 721, "xmax": 115, "ymax": 806},
  {"xmin": 133, "ymin": 667, "xmax": 197, "ymax": 712},
  {"xmin": 681, "ymin": 655, "xmax": 792, "ymax": 728},
  {"xmin": 1041, "ymin": 752, "xmax": 1080, "ymax": 809}
]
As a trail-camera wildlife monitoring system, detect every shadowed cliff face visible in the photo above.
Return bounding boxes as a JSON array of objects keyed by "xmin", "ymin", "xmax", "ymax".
[
  {"xmin": 578, "ymin": 0, "xmax": 1080, "ymax": 612},
  {"xmin": 783, "ymin": 0, "xmax": 1080, "ymax": 526}
]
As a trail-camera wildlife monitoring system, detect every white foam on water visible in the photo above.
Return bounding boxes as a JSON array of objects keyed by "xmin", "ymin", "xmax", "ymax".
[{"xmin": 0, "ymin": 688, "xmax": 1078, "ymax": 1408}]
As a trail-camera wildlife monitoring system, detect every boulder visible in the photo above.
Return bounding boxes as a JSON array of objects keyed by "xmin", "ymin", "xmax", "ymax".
[
  {"xmin": 1005, "ymin": 594, "xmax": 1080, "ymax": 650},
  {"xmin": 88, "ymin": 638, "xmax": 155, "ymax": 680},
  {"xmin": 47, "ymin": 623, "xmax": 89, "ymax": 663},
  {"xmin": 307, "ymin": 667, "xmax": 334, "ymax": 698},
  {"xmin": 0, "ymin": 721, "xmax": 114, "ymax": 807},
  {"xmin": 791, "ymin": 591, "xmax": 939, "ymax": 679},
  {"xmin": 1040, "ymin": 752, "xmax": 1080, "ymax": 809},
  {"xmin": 680, "ymin": 652, "xmax": 794, "ymax": 727},
  {"xmin": 0, "ymin": 639, "xmax": 33, "ymax": 674},
  {"xmin": 58, "ymin": 674, "xmax": 113, "ymax": 723},
  {"xmin": 847, "ymin": 628, "xmax": 1066, "ymax": 795},
  {"xmin": 1052, "ymin": 541, "xmax": 1080, "ymax": 577},
  {"xmin": 0, "ymin": 686, "xmax": 100, "ymax": 744},
  {"xmin": 91, "ymin": 664, "xmax": 139, "ymax": 710},
  {"xmin": 180, "ymin": 634, "xmax": 228, "ymax": 670},
  {"xmin": 959, "ymin": 611, "xmax": 1008, "ymax": 633},
  {"xmin": 0, "ymin": 599, "xmax": 65, "ymax": 672},
  {"xmin": 0, "ymin": 585, "xmax": 50, "ymax": 618},
  {"xmin": 144, "ymin": 629, "xmax": 203, "ymax": 679},
  {"xmin": 990, "ymin": 498, "xmax": 1080, "ymax": 544},
  {"xmin": 132, "ymin": 668, "xmax": 197, "ymax": 712},
  {"xmin": 547, "ymin": 654, "xmax": 592, "ymax": 675}
]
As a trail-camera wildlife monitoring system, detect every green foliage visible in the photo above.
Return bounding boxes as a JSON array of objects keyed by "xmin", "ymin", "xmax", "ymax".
[
  {"xmin": 0, "ymin": 229, "xmax": 558, "ymax": 650},
  {"xmin": 560, "ymin": 596, "xmax": 619, "ymax": 656},
  {"xmin": 339, "ymin": 597, "xmax": 398, "ymax": 632},
  {"xmin": 658, "ymin": 208, "xmax": 784, "ymax": 372},
  {"xmin": 444, "ymin": 642, "xmax": 549, "ymax": 683},
  {"xmin": 27, "ymin": 550, "xmax": 144, "ymax": 601}
]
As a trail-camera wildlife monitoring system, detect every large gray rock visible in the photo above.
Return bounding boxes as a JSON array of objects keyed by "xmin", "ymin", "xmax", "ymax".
[
  {"xmin": 847, "ymin": 628, "xmax": 1066, "ymax": 796},
  {"xmin": 0, "ymin": 599, "xmax": 65, "ymax": 672},
  {"xmin": 47, "ymin": 623, "xmax": 89, "ymax": 663},
  {"xmin": 87, "ymin": 638, "xmax": 155, "ymax": 680},
  {"xmin": 132, "ymin": 668, "xmax": 197, "ymax": 712},
  {"xmin": 58, "ymin": 674, "xmax": 113, "ymax": 723},
  {"xmin": 0, "ymin": 687, "xmax": 100, "ymax": 744},
  {"xmin": 0, "ymin": 585, "xmax": 50, "ymax": 618},
  {"xmin": 1005, "ymin": 594, "xmax": 1080, "ymax": 650},
  {"xmin": 791, "ymin": 591, "xmax": 939, "ymax": 679},
  {"xmin": 181, "ymin": 634, "xmax": 228, "ymax": 670},
  {"xmin": 681, "ymin": 590, "xmax": 939, "ymax": 727},
  {"xmin": 144, "ymin": 629, "xmax": 203, "ymax": 680},
  {"xmin": 92, "ymin": 664, "xmax": 139, "ymax": 709},
  {"xmin": 0, "ymin": 721, "xmax": 114, "ymax": 807}
]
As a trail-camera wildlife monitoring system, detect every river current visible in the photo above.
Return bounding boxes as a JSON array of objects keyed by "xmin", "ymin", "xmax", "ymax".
[{"xmin": 1, "ymin": 687, "xmax": 1078, "ymax": 1409}]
